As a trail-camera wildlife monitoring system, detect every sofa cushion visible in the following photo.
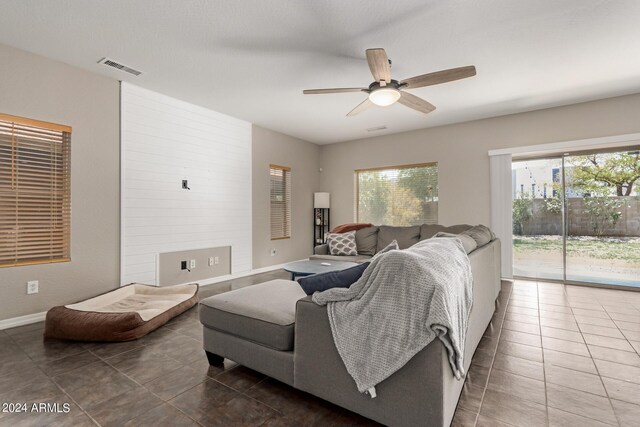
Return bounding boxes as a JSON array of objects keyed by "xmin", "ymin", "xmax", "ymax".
[
  {"xmin": 297, "ymin": 262, "xmax": 370, "ymax": 295},
  {"xmin": 371, "ymin": 240, "xmax": 399, "ymax": 261},
  {"xmin": 327, "ymin": 231, "xmax": 358, "ymax": 256},
  {"xmin": 199, "ymin": 280, "xmax": 305, "ymax": 351},
  {"xmin": 309, "ymin": 254, "xmax": 372, "ymax": 263},
  {"xmin": 377, "ymin": 225, "xmax": 420, "ymax": 251},
  {"xmin": 355, "ymin": 226, "xmax": 379, "ymax": 256},
  {"xmin": 433, "ymin": 232, "xmax": 478, "ymax": 254},
  {"xmin": 461, "ymin": 225, "xmax": 494, "ymax": 247},
  {"xmin": 445, "ymin": 224, "xmax": 474, "ymax": 234},
  {"xmin": 419, "ymin": 224, "xmax": 473, "ymax": 240}
]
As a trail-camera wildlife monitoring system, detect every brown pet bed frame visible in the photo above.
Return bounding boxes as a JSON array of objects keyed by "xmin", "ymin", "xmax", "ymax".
[{"xmin": 44, "ymin": 283, "xmax": 199, "ymax": 342}]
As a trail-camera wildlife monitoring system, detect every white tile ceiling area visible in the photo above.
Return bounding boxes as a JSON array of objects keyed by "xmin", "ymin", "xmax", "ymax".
[{"xmin": 1, "ymin": 0, "xmax": 640, "ymax": 144}]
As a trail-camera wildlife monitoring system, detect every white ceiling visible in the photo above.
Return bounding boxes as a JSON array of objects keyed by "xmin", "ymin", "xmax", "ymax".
[{"xmin": 1, "ymin": 0, "xmax": 640, "ymax": 144}]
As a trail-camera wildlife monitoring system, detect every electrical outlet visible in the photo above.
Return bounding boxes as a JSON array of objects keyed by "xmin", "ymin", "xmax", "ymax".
[
  {"xmin": 27, "ymin": 280, "xmax": 39, "ymax": 294},
  {"xmin": 182, "ymin": 179, "xmax": 190, "ymax": 190},
  {"xmin": 214, "ymin": 256, "xmax": 219, "ymax": 265},
  {"xmin": 270, "ymin": 248, "xmax": 277, "ymax": 257},
  {"xmin": 189, "ymin": 259, "xmax": 196, "ymax": 269},
  {"xmin": 181, "ymin": 261, "xmax": 188, "ymax": 270},
  {"xmin": 208, "ymin": 257, "xmax": 214, "ymax": 267}
]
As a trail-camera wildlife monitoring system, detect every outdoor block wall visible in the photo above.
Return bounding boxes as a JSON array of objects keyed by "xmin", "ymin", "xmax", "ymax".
[{"xmin": 520, "ymin": 198, "xmax": 640, "ymax": 237}]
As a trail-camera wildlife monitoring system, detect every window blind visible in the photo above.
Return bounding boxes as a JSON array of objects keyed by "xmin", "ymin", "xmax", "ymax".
[
  {"xmin": 270, "ymin": 164, "xmax": 291, "ymax": 239},
  {"xmin": 356, "ymin": 163, "xmax": 438, "ymax": 226},
  {"xmin": 0, "ymin": 114, "xmax": 71, "ymax": 267}
]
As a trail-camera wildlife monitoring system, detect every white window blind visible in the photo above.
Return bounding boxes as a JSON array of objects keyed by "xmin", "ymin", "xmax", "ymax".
[
  {"xmin": 0, "ymin": 114, "xmax": 71, "ymax": 267},
  {"xmin": 270, "ymin": 164, "xmax": 291, "ymax": 239},
  {"xmin": 356, "ymin": 163, "xmax": 438, "ymax": 226}
]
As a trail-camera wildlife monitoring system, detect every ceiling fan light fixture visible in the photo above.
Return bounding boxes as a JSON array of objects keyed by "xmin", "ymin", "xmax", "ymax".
[{"xmin": 368, "ymin": 87, "xmax": 401, "ymax": 107}]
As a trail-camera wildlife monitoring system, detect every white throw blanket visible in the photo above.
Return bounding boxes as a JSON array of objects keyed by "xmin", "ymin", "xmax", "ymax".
[{"xmin": 312, "ymin": 238, "xmax": 473, "ymax": 396}]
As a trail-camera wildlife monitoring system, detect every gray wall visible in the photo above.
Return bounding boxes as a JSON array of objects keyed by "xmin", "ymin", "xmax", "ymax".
[
  {"xmin": 0, "ymin": 44, "xmax": 120, "ymax": 320},
  {"xmin": 252, "ymin": 125, "xmax": 321, "ymax": 268},
  {"xmin": 320, "ymin": 93, "xmax": 640, "ymax": 228}
]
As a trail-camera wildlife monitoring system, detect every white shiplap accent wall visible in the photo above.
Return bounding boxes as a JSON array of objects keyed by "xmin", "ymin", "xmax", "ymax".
[{"xmin": 121, "ymin": 83, "xmax": 252, "ymax": 285}]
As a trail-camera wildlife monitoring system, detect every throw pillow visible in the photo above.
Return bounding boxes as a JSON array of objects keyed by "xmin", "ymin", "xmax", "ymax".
[
  {"xmin": 327, "ymin": 231, "xmax": 358, "ymax": 256},
  {"xmin": 433, "ymin": 232, "xmax": 477, "ymax": 254},
  {"xmin": 297, "ymin": 262, "xmax": 370, "ymax": 295},
  {"xmin": 330, "ymin": 223, "xmax": 374, "ymax": 234},
  {"xmin": 372, "ymin": 239, "xmax": 399, "ymax": 261}
]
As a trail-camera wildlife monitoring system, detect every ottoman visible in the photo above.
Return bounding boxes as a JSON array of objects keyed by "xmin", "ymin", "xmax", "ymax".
[{"xmin": 199, "ymin": 279, "xmax": 306, "ymax": 385}]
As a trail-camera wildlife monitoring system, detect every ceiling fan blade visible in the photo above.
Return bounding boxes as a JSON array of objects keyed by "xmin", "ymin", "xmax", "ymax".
[
  {"xmin": 346, "ymin": 98, "xmax": 375, "ymax": 117},
  {"xmin": 303, "ymin": 88, "xmax": 367, "ymax": 94},
  {"xmin": 401, "ymin": 65, "xmax": 476, "ymax": 89},
  {"xmin": 366, "ymin": 48, "xmax": 391, "ymax": 83},
  {"xmin": 397, "ymin": 91, "xmax": 436, "ymax": 114}
]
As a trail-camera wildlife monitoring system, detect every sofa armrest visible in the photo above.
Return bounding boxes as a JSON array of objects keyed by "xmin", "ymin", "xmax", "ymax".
[{"xmin": 313, "ymin": 244, "xmax": 329, "ymax": 255}]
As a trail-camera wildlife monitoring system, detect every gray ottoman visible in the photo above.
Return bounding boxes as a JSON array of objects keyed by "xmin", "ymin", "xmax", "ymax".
[{"xmin": 199, "ymin": 279, "xmax": 305, "ymax": 385}]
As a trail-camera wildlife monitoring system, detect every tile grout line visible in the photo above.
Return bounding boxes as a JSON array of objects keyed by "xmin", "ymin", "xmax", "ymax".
[
  {"xmin": 472, "ymin": 281, "xmax": 512, "ymax": 427},
  {"xmin": 535, "ymin": 280, "xmax": 550, "ymax": 427},
  {"xmin": 569, "ymin": 291, "xmax": 622, "ymax": 426},
  {"xmin": 601, "ymin": 305, "xmax": 640, "ymax": 357},
  {"xmin": 4, "ymin": 329, "xmax": 101, "ymax": 426}
]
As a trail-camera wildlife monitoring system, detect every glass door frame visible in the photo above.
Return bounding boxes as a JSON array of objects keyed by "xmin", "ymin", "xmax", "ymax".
[{"xmin": 513, "ymin": 145, "xmax": 640, "ymax": 290}]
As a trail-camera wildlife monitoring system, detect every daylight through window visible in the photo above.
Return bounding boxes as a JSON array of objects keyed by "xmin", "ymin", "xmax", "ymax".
[
  {"xmin": 0, "ymin": 114, "xmax": 71, "ymax": 267},
  {"xmin": 270, "ymin": 164, "xmax": 291, "ymax": 239},
  {"xmin": 356, "ymin": 163, "xmax": 438, "ymax": 226}
]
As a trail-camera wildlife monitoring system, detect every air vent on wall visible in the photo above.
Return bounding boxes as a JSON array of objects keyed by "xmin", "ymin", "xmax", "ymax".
[
  {"xmin": 366, "ymin": 125, "xmax": 388, "ymax": 132},
  {"xmin": 97, "ymin": 57, "xmax": 142, "ymax": 76}
]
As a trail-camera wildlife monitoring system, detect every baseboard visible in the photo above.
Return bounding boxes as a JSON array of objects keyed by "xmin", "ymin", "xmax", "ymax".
[
  {"xmin": 0, "ymin": 259, "xmax": 305, "ymax": 331},
  {"xmin": 0, "ymin": 311, "xmax": 47, "ymax": 331}
]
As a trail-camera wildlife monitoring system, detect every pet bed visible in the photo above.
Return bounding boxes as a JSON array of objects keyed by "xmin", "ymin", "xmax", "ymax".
[{"xmin": 44, "ymin": 283, "xmax": 199, "ymax": 341}]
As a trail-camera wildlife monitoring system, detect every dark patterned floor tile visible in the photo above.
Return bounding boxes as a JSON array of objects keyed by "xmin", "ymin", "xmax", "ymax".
[
  {"xmin": 52, "ymin": 361, "xmax": 139, "ymax": 409},
  {"xmin": 145, "ymin": 364, "xmax": 211, "ymax": 400},
  {"xmin": 215, "ymin": 365, "xmax": 266, "ymax": 392},
  {"xmin": 123, "ymin": 403, "xmax": 199, "ymax": 426},
  {"xmin": 87, "ymin": 386, "xmax": 164, "ymax": 426},
  {"xmin": 105, "ymin": 346, "xmax": 183, "ymax": 384},
  {"xmin": 188, "ymin": 394, "xmax": 280, "ymax": 427},
  {"xmin": 38, "ymin": 350, "xmax": 101, "ymax": 377},
  {"xmin": 169, "ymin": 378, "xmax": 242, "ymax": 417}
]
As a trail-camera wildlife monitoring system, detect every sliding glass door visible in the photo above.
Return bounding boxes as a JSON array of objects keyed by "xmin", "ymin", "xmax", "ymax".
[
  {"xmin": 512, "ymin": 148, "xmax": 640, "ymax": 288},
  {"xmin": 512, "ymin": 158, "xmax": 564, "ymax": 280},
  {"xmin": 564, "ymin": 151, "xmax": 640, "ymax": 286}
]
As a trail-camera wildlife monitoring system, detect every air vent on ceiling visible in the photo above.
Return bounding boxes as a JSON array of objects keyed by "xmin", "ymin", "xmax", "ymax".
[
  {"xmin": 366, "ymin": 125, "xmax": 388, "ymax": 132},
  {"xmin": 97, "ymin": 57, "xmax": 142, "ymax": 76}
]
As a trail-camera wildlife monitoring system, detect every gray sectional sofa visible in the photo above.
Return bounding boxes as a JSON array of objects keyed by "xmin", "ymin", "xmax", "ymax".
[
  {"xmin": 199, "ymin": 224, "xmax": 501, "ymax": 427},
  {"xmin": 311, "ymin": 223, "xmax": 478, "ymax": 263}
]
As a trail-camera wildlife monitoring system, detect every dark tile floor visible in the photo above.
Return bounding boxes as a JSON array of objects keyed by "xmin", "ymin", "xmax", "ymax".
[{"xmin": 1, "ymin": 272, "xmax": 640, "ymax": 426}]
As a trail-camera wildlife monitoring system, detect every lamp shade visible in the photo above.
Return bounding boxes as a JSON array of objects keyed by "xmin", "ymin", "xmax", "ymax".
[{"xmin": 314, "ymin": 192, "xmax": 330, "ymax": 209}]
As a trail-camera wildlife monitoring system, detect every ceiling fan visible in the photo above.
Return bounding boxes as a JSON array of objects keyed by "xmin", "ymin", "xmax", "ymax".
[{"xmin": 303, "ymin": 48, "xmax": 476, "ymax": 116}]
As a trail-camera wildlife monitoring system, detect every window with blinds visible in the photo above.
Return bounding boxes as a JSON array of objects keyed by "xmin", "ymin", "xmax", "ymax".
[
  {"xmin": 270, "ymin": 164, "xmax": 291, "ymax": 240},
  {"xmin": 356, "ymin": 163, "xmax": 438, "ymax": 226},
  {"xmin": 0, "ymin": 114, "xmax": 71, "ymax": 267}
]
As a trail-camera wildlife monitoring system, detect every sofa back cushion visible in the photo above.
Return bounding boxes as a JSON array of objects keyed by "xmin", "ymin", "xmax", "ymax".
[
  {"xmin": 377, "ymin": 225, "xmax": 421, "ymax": 251},
  {"xmin": 419, "ymin": 224, "xmax": 473, "ymax": 240},
  {"xmin": 297, "ymin": 262, "xmax": 370, "ymax": 295},
  {"xmin": 355, "ymin": 226, "xmax": 379, "ymax": 255},
  {"xmin": 327, "ymin": 231, "xmax": 358, "ymax": 256},
  {"xmin": 433, "ymin": 232, "xmax": 478, "ymax": 254},
  {"xmin": 461, "ymin": 224, "xmax": 495, "ymax": 247}
]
